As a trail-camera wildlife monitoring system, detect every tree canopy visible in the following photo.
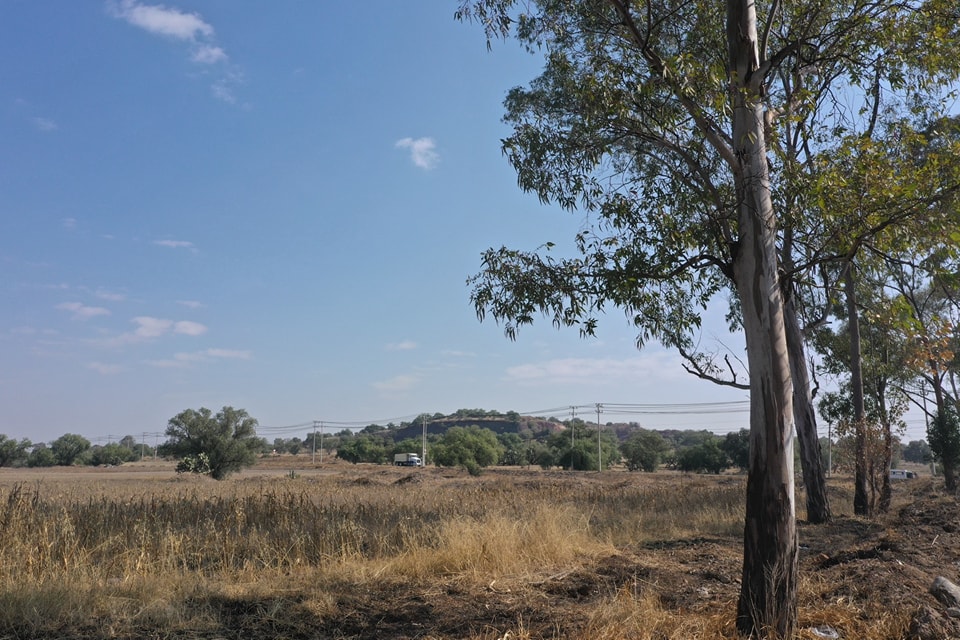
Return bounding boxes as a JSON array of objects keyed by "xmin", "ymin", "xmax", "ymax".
[
  {"xmin": 430, "ymin": 425, "xmax": 504, "ymax": 474},
  {"xmin": 50, "ymin": 433, "xmax": 91, "ymax": 467},
  {"xmin": 160, "ymin": 406, "xmax": 261, "ymax": 480},
  {"xmin": 457, "ymin": 0, "xmax": 960, "ymax": 635}
]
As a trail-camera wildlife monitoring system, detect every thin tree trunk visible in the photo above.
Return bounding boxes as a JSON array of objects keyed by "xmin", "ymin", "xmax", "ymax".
[
  {"xmin": 931, "ymin": 376, "xmax": 958, "ymax": 491},
  {"xmin": 878, "ymin": 374, "xmax": 892, "ymax": 512},
  {"xmin": 784, "ymin": 292, "xmax": 831, "ymax": 523},
  {"xmin": 845, "ymin": 262, "xmax": 870, "ymax": 516},
  {"xmin": 728, "ymin": 1, "xmax": 798, "ymax": 636}
]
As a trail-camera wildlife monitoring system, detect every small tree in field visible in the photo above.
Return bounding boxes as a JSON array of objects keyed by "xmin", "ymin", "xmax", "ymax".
[
  {"xmin": 620, "ymin": 429, "xmax": 668, "ymax": 472},
  {"xmin": 430, "ymin": 426, "xmax": 504, "ymax": 475},
  {"xmin": 50, "ymin": 433, "xmax": 91, "ymax": 466},
  {"xmin": 160, "ymin": 406, "xmax": 260, "ymax": 480}
]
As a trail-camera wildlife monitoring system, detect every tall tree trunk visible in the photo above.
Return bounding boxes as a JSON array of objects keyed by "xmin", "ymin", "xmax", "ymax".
[
  {"xmin": 784, "ymin": 292, "xmax": 832, "ymax": 524},
  {"xmin": 728, "ymin": 2, "xmax": 798, "ymax": 636},
  {"xmin": 844, "ymin": 262, "xmax": 871, "ymax": 516},
  {"xmin": 930, "ymin": 377, "xmax": 958, "ymax": 491}
]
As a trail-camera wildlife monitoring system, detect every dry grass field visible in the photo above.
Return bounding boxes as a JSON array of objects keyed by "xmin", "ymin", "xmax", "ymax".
[{"xmin": 0, "ymin": 459, "xmax": 957, "ymax": 639}]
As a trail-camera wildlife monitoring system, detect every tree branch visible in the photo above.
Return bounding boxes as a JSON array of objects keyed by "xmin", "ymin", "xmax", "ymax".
[
  {"xmin": 607, "ymin": 0, "xmax": 739, "ymax": 171},
  {"xmin": 676, "ymin": 343, "xmax": 750, "ymax": 389}
]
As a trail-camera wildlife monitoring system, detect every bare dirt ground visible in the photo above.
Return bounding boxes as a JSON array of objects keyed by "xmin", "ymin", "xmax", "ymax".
[
  {"xmin": 295, "ymin": 480, "xmax": 960, "ymax": 640},
  {"xmin": 296, "ymin": 478, "xmax": 957, "ymax": 640},
  {"xmin": 3, "ymin": 460, "xmax": 958, "ymax": 639}
]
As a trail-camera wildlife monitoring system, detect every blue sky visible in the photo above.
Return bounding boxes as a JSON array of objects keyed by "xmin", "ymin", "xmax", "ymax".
[{"xmin": 0, "ymin": 0, "xmax": 849, "ymax": 445}]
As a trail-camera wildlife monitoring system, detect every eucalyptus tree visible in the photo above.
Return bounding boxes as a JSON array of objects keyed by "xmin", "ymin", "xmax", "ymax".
[
  {"xmin": 813, "ymin": 278, "xmax": 912, "ymax": 512},
  {"xmin": 885, "ymin": 253, "xmax": 960, "ymax": 488},
  {"xmin": 802, "ymin": 114, "xmax": 960, "ymax": 512},
  {"xmin": 457, "ymin": 0, "xmax": 960, "ymax": 636},
  {"xmin": 797, "ymin": 112, "xmax": 960, "ymax": 505}
]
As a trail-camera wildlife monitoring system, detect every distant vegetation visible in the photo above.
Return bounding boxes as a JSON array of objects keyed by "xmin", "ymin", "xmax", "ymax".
[{"xmin": 0, "ymin": 406, "xmax": 921, "ymax": 476}]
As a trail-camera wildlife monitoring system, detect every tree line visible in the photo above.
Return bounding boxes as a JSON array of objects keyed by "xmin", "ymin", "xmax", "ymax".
[
  {"xmin": 2, "ymin": 408, "xmax": 932, "ymax": 478},
  {"xmin": 0, "ymin": 433, "xmax": 157, "ymax": 468}
]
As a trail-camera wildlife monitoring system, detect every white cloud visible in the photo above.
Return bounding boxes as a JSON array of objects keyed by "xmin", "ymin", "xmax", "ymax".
[
  {"xmin": 98, "ymin": 316, "xmax": 208, "ymax": 346},
  {"xmin": 174, "ymin": 320, "xmax": 207, "ymax": 336},
  {"xmin": 211, "ymin": 81, "xmax": 235, "ymax": 103},
  {"xmin": 108, "ymin": 0, "xmax": 238, "ymax": 103},
  {"xmin": 204, "ymin": 348, "xmax": 251, "ymax": 359},
  {"xmin": 395, "ymin": 137, "xmax": 439, "ymax": 170},
  {"xmin": 372, "ymin": 374, "xmax": 420, "ymax": 392},
  {"xmin": 441, "ymin": 349, "xmax": 476, "ymax": 357},
  {"xmin": 193, "ymin": 44, "xmax": 227, "ymax": 64},
  {"xmin": 88, "ymin": 362, "xmax": 125, "ymax": 375},
  {"xmin": 147, "ymin": 347, "xmax": 251, "ymax": 368},
  {"xmin": 210, "ymin": 69, "xmax": 245, "ymax": 104},
  {"xmin": 153, "ymin": 239, "xmax": 195, "ymax": 250},
  {"xmin": 177, "ymin": 300, "xmax": 203, "ymax": 309},
  {"xmin": 132, "ymin": 316, "xmax": 172, "ymax": 338},
  {"xmin": 10, "ymin": 326, "xmax": 38, "ymax": 336},
  {"xmin": 61, "ymin": 217, "xmax": 77, "ymax": 230},
  {"xmin": 504, "ymin": 354, "xmax": 684, "ymax": 387},
  {"xmin": 386, "ymin": 340, "xmax": 417, "ymax": 351},
  {"xmin": 146, "ymin": 352, "xmax": 197, "ymax": 368},
  {"xmin": 94, "ymin": 289, "xmax": 126, "ymax": 302},
  {"xmin": 33, "ymin": 117, "xmax": 58, "ymax": 132},
  {"xmin": 108, "ymin": 0, "xmax": 213, "ymax": 40},
  {"xmin": 211, "ymin": 79, "xmax": 236, "ymax": 103},
  {"xmin": 129, "ymin": 317, "xmax": 207, "ymax": 338},
  {"xmin": 56, "ymin": 302, "xmax": 111, "ymax": 320}
]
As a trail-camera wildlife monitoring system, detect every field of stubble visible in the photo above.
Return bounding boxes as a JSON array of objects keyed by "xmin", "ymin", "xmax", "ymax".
[{"xmin": 0, "ymin": 458, "xmax": 955, "ymax": 639}]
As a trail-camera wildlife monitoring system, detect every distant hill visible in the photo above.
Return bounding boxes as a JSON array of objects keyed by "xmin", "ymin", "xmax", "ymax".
[{"xmin": 392, "ymin": 415, "xmax": 566, "ymax": 441}]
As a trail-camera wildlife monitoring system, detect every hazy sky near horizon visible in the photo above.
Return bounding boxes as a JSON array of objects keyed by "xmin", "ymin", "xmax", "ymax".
[{"xmin": 1, "ymin": 2, "xmax": 928, "ymax": 446}]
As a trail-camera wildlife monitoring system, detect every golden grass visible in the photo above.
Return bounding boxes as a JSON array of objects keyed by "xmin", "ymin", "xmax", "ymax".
[
  {"xmin": 0, "ymin": 470, "xmax": 747, "ymax": 637},
  {"xmin": 0, "ymin": 467, "xmax": 919, "ymax": 639}
]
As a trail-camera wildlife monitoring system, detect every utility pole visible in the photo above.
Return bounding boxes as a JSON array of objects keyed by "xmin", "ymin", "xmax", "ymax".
[
  {"xmin": 141, "ymin": 432, "xmax": 146, "ymax": 462},
  {"xmin": 319, "ymin": 421, "xmax": 324, "ymax": 465},
  {"xmin": 421, "ymin": 414, "xmax": 428, "ymax": 467},
  {"xmin": 312, "ymin": 421, "xmax": 319, "ymax": 464},
  {"xmin": 569, "ymin": 406, "xmax": 577, "ymax": 471},
  {"xmin": 596, "ymin": 403, "xmax": 602, "ymax": 472}
]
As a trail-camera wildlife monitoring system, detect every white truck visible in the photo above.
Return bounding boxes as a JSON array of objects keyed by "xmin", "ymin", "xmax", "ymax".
[{"xmin": 394, "ymin": 452, "xmax": 422, "ymax": 467}]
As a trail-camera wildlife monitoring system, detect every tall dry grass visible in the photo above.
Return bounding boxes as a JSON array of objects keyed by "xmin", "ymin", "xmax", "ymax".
[{"xmin": 0, "ymin": 470, "xmax": 749, "ymax": 638}]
